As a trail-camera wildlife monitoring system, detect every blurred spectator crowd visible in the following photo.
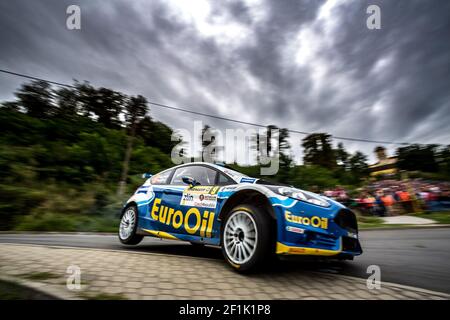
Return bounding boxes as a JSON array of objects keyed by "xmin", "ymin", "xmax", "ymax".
[{"xmin": 322, "ymin": 179, "xmax": 450, "ymax": 216}]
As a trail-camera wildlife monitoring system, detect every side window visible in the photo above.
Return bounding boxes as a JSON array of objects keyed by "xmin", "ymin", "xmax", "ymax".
[
  {"xmin": 217, "ymin": 173, "xmax": 235, "ymax": 186},
  {"xmin": 150, "ymin": 170, "xmax": 172, "ymax": 185},
  {"xmin": 170, "ymin": 166, "xmax": 217, "ymax": 186}
]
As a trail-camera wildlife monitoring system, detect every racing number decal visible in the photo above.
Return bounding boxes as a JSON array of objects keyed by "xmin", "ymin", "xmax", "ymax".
[{"xmin": 209, "ymin": 186, "xmax": 220, "ymax": 195}]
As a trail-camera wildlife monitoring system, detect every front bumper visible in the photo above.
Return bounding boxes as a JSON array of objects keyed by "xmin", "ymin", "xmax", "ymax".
[{"xmin": 272, "ymin": 198, "xmax": 363, "ymax": 258}]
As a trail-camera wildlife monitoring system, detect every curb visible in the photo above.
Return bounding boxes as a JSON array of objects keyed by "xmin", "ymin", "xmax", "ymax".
[
  {"xmin": 0, "ymin": 242, "xmax": 220, "ymax": 262},
  {"xmin": 313, "ymin": 272, "xmax": 450, "ymax": 299}
]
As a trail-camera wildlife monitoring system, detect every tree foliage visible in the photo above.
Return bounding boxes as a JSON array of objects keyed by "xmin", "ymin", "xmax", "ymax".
[
  {"xmin": 396, "ymin": 144, "xmax": 439, "ymax": 172},
  {"xmin": 302, "ymin": 133, "xmax": 336, "ymax": 169},
  {"xmin": 0, "ymin": 80, "xmax": 175, "ymax": 229}
]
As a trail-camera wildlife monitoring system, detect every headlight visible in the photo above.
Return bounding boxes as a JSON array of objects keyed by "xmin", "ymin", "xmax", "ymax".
[{"xmin": 275, "ymin": 187, "xmax": 330, "ymax": 207}]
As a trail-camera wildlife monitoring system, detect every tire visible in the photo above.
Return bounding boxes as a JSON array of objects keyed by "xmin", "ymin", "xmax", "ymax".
[
  {"xmin": 221, "ymin": 204, "xmax": 274, "ymax": 272},
  {"xmin": 118, "ymin": 205, "xmax": 143, "ymax": 245}
]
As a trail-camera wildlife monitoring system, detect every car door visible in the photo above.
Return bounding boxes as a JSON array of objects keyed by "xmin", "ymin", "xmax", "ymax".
[
  {"xmin": 141, "ymin": 169, "xmax": 173, "ymax": 231},
  {"xmin": 157, "ymin": 165, "xmax": 219, "ymax": 238}
]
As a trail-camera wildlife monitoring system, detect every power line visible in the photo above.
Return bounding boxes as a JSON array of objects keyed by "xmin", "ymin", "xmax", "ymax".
[
  {"xmin": 0, "ymin": 69, "xmax": 76, "ymax": 89},
  {"xmin": 0, "ymin": 68, "xmax": 425, "ymax": 146}
]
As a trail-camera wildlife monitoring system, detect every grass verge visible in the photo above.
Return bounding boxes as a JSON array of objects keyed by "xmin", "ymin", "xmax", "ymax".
[
  {"xmin": 357, "ymin": 211, "xmax": 450, "ymax": 229},
  {"xmin": 14, "ymin": 213, "xmax": 118, "ymax": 232},
  {"xmin": 18, "ymin": 272, "xmax": 60, "ymax": 281},
  {"xmin": 0, "ymin": 279, "xmax": 57, "ymax": 299},
  {"xmin": 78, "ymin": 292, "xmax": 128, "ymax": 300},
  {"xmin": 413, "ymin": 211, "xmax": 450, "ymax": 224}
]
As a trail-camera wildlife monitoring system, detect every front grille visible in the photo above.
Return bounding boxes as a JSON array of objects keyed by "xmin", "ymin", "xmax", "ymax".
[
  {"xmin": 334, "ymin": 209, "xmax": 358, "ymax": 233},
  {"xmin": 308, "ymin": 233, "xmax": 338, "ymax": 249}
]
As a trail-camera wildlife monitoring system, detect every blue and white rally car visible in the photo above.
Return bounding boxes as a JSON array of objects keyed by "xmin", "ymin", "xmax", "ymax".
[{"xmin": 119, "ymin": 162, "xmax": 362, "ymax": 271}]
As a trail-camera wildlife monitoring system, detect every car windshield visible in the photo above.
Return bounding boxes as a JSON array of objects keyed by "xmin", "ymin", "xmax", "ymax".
[{"xmin": 170, "ymin": 165, "xmax": 217, "ymax": 185}]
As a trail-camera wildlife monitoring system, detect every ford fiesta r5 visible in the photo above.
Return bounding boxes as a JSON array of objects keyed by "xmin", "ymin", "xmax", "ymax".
[{"xmin": 119, "ymin": 162, "xmax": 362, "ymax": 272}]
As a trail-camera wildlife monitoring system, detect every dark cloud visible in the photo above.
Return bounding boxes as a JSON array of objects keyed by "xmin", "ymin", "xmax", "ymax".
[{"xmin": 0, "ymin": 0, "xmax": 448, "ymax": 163}]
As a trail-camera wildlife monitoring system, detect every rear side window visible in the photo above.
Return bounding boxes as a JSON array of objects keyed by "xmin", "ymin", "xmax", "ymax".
[
  {"xmin": 150, "ymin": 170, "xmax": 173, "ymax": 185},
  {"xmin": 217, "ymin": 173, "xmax": 235, "ymax": 186}
]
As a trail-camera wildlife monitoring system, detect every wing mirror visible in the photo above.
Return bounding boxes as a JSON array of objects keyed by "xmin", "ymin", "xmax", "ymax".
[
  {"xmin": 142, "ymin": 172, "xmax": 152, "ymax": 179},
  {"xmin": 182, "ymin": 176, "xmax": 199, "ymax": 187}
]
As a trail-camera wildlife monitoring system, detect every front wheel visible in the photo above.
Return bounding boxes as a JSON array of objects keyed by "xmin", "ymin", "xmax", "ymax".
[
  {"xmin": 221, "ymin": 204, "xmax": 274, "ymax": 272},
  {"xmin": 119, "ymin": 206, "xmax": 143, "ymax": 245}
]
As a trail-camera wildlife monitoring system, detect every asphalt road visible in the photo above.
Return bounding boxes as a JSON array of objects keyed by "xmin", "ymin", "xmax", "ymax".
[{"xmin": 1, "ymin": 228, "xmax": 449, "ymax": 293}]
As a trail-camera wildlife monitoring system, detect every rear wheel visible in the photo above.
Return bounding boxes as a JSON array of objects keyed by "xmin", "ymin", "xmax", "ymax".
[
  {"xmin": 221, "ymin": 204, "xmax": 274, "ymax": 272},
  {"xmin": 119, "ymin": 206, "xmax": 143, "ymax": 245}
]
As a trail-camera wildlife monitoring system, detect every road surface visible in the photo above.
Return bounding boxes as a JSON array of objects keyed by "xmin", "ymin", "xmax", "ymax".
[{"xmin": 0, "ymin": 228, "xmax": 449, "ymax": 293}]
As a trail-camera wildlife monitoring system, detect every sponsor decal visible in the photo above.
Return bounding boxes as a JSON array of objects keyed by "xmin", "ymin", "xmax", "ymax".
[
  {"xmin": 240, "ymin": 177, "xmax": 256, "ymax": 184},
  {"xmin": 137, "ymin": 188, "xmax": 148, "ymax": 194},
  {"xmin": 286, "ymin": 226, "xmax": 305, "ymax": 234},
  {"xmin": 179, "ymin": 186, "xmax": 219, "ymax": 208},
  {"xmin": 220, "ymin": 186, "xmax": 237, "ymax": 192},
  {"xmin": 185, "ymin": 186, "xmax": 220, "ymax": 194},
  {"xmin": 285, "ymin": 211, "xmax": 328, "ymax": 229},
  {"xmin": 222, "ymin": 169, "xmax": 242, "ymax": 180},
  {"xmin": 150, "ymin": 198, "xmax": 215, "ymax": 237},
  {"xmin": 181, "ymin": 191, "xmax": 218, "ymax": 209}
]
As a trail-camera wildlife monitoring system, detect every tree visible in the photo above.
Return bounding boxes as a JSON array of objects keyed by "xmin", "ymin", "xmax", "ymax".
[
  {"xmin": 0, "ymin": 101, "xmax": 20, "ymax": 111},
  {"xmin": 201, "ymin": 125, "xmax": 218, "ymax": 163},
  {"xmin": 302, "ymin": 133, "xmax": 336, "ymax": 169},
  {"xmin": 54, "ymin": 87, "xmax": 79, "ymax": 119},
  {"xmin": 136, "ymin": 116, "xmax": 178, "ymax": 154},
  {"xmin": 333, "ymin": 142, "xmax": 359, "ymax": 185},
  {"xmin": 75, "ymin": 82, "xmax": 124, "ymax": 128},
  {"xmin": 75, "ymin": 81, "xmax": 96, "ymax": 117},
  {"xmin": 348, "ymin": 151, "xmax": 369, "ymax": 181},
  {"xmin": 279, "ymin": 128, "xmax": 290, "ymax": 153},
  {"xmin": 124, "ymin": 95, "xmax": 147, "ymax": 128},
  {"xmin": 336, "ymin": 142, "xmax": 349, "ymax": 169},
  {"xmin": 437, "ymin": 145, "xmax": 450, "ymax": 178},
  {"xmin": 396, "ymin": 144, "xmax": 439, "ymax": 172},
  {"xmin": 118, "ymin": 95, "xmax": 148, "ymax": 195},
  {"xmin": 291, "ymin": 165, "xmax": 338, "ymax": 191},
  {"xmin": 278, "ymin": 128, "xmax": 293, "ymax": 182},
  {"xmin": 95, "ymin": 87, "xmax": 125, "ymax": 129},
  {"xmin": 16, "ymin": 80, "xmax": 54, "ymax": 118},
  {"xmin": 266, "ymin": 125, "xmax": 278, "ymax": 155},
  {"xmin": 254, "ymin": 125, "xmax": 293, "ymax": 180},
  {"xmin": 0, "ymin": 80, "xmax": 192, "ymax": 230},
  {"xmin": 255, "ymin": 125, "xmax": 276, "ymax": 164}
]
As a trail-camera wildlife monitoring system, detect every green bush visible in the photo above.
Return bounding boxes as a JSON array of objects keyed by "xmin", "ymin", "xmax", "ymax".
[{"xmin": 14, "ymin": 212, "xmax": 118, "ymax": 232}]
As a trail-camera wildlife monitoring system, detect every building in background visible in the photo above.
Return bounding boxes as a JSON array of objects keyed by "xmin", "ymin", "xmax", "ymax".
[{"xmin": 369, "ymin": 146, "xmax": 398, "ymax": 177}]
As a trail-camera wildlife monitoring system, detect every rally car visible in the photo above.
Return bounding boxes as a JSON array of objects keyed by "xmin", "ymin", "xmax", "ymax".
[{"xmin": 119, "ymin": 162, "xmax": 362, "ymax": 272}]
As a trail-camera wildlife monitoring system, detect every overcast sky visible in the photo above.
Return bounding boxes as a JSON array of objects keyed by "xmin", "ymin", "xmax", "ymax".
[{"xmin": 0, "ymin": 0, "xmax": 449, "ymax": 164}]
